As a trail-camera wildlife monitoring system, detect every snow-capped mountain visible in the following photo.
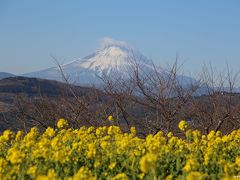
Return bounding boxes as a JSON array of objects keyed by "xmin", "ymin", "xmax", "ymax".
[
  {"xmin": 23, "ymin": 37, "xmax": 196, "ymax": 87},
  {"xmin": 23, "ymin": 38, "xmax": 155, "ymax": 84}
]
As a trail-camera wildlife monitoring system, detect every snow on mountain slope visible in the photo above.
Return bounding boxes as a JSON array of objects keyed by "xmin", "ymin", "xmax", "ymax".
[
  {"xmin": 23, "ymin": 38, "xmax": 156, "ymax": 84},
  {"xmin": 23, "ymin": 37, "xmax": 201, "ymax": 92}
]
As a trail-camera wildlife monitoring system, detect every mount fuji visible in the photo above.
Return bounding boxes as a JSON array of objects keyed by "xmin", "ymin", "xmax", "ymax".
[{"xmin": 23, "ymin": 38, "xmax": 195, "ymax": 86}]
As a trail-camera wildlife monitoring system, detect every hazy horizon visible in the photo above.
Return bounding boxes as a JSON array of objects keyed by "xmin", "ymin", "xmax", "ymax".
[{"xmin": 0, "ymin": 1, "xmax": 240, "ymax": 75}]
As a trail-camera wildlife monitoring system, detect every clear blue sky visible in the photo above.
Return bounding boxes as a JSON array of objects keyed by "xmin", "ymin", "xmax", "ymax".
[{"xmin": 0, "ymin": 0, "xmax": 240, "ymax": 75}]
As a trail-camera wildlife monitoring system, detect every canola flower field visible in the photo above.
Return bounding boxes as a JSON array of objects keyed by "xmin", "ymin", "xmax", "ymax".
[{"xmin": 0, "ymin": 118, "xmax": 239, "ymax": 180}]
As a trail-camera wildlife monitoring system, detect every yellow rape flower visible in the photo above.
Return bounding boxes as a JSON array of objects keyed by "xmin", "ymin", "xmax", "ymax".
[
  {"xmin": 140, "ymin": 153, "xmax": 157, "ymax": 173},
  {"xmin": 109, "ymin": 162, "xmax": 116, "ymax": 170},
  {"xmin": 178, "ymin": 120, "xmax": 188, "ymax": 131},
  {"xmin": 27, "ymin": 166, "xmax": 37, "ymax": 177},
  {"xmin": 73, "ymin": 166, "xmax": 96, "ymax": 180},
  {"xmin": 15, "ymin": 130, "xmax": 23, "ymax": 141},
  {"xmin": 192, "ymin": 130, "xmax": 201, "ymax": 143},
  {"xmin": 36, "ymin": 169, "xmax": 57, "ymax": 180},
  {"xmin": 53, "ymin": 150, "xmax": 66, "ymax": 163},
  {"xmin": 2, "ymin": 130, "xmax": 14, "ymax": 141},
  {"xmin": 0, "ymin": 158, "xmax": 7, "ymax": 174},
  {"xmin": 24, "ymin": 127, "xmax": 39, "ymax": 141},
  {"xmin": 184, "ymin": 158, "xmax": 198, "ymax": 172},
  {"xmin": 167, "ymin": 132, "xmax": 173, "ymax": 138},
  {"xmin": 166, "ymin": 175, "xmax": 173, "ymax": 180},
  {"xmin": 100, "ymin": 141, "xmax": 109, "ymax": 150},
  {"xmin": 44, "ymin": 127, "xmax": 55, "ymax": 137},
  {"xmin": 130, "ymin": 127, "xmax": 136, "ymax": 136},
  {"xmin": 108, "ymin": 115, "xmax": 114, "ymax": 122},
  {"xmin": 7, "ymin": 147, "xmax": 25, "ymax": 164},
  {"xmin": 57, "ymin": 118, "xmax": 68, "ymax": 129},
  {"xmin": 138, "ymin": 173, "xmax": 145, "ymax": 179},
  {"xmin": 236, "ymin": 156, "xmax": 240, "ymax": 167},
  {"xmin": 112, "ymin": 173, "xmax": 129, "ymax": 180},
  {"xmin": 87, "ymin": 143, "xmax": 96, "ymax": 159},
  {"xmin": 87, "ymin": 126, "xmax": 95, "ymax": 133},
  {"xmin": 186, "ymin": 171, "xmax": 208, "ymax": 180},
  {"xmin": 207, "ymin": 131, "xmax": 215, "ymax": 140},
  {"xmin": 94, "ymin": 161, "xmax": 101, "ymax": 168}
]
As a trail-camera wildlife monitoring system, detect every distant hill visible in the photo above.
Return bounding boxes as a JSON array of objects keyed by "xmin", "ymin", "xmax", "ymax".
[
  {"xmin": 0, "ymin": 76, "xmax": 94, "ymax": 98},
  {"xmin": 0, "ymin": 72, "xmax": 15, "ymax": 80},
  {"xmin": 0, "ymin": 76, "xmax": 105, "ymax": 132}
]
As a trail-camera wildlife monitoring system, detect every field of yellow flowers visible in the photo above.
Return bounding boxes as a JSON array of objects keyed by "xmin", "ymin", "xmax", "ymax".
[{"xmin": 0, "ymin": 118, "xmax": 239, "ymax": 180}]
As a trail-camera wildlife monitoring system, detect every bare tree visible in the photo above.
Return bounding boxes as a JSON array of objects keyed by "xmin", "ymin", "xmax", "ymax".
[
  {"xmin": 100, "ymin": 56, "xmax": 201, "ymax": 135},
  {"xmin": 185, "ymin": 65, "xmax": 240, "ymax": 134}
]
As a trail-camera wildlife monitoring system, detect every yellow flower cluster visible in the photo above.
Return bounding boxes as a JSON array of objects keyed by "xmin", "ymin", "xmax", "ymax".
[
  {"xmin": 107, "ymin": 115, "xmax": 114, "ymax": 122},
  {"xmin": 0, "ymin": 119, "xmax": 239, "ymax": 179},
  {"xmin": 178, "ymin": 120, "xmax": 189, "ymax": 131},
  {"xmin": 56, "ymin": 118, "xmax": 68, "ymax": 128}
]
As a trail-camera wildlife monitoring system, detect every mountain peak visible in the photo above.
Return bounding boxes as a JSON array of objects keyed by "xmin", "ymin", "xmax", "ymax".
[
  {"xmin": 98, "ymin": 45, "xmax": 129, "ymax": 59},
  {"xmin": 97, "ymin": 37, "xmax": 136, "ymax": 59}
]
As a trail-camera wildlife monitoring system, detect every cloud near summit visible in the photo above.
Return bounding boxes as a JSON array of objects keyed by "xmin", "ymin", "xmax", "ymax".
[{"xmin": 99, "ymin": 37, "xmax": 131, "ymax": 49}]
